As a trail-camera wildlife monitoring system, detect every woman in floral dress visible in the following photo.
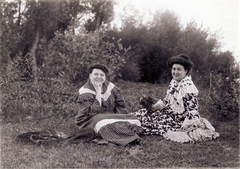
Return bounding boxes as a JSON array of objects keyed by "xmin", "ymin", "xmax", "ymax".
[{"xmin": 135, "ymin": 54, "xmax": 219, "ymax": 143}]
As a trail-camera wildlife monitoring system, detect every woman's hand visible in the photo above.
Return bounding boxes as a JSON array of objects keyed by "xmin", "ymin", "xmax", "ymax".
[
  {"xmin": 152, "ymin": 103, "xmax": 159, "ymax": 110},
  {"xmin": 92, "ymin": 81, "xmax": 102, "ymax": 105},
  {"xmin": 92, "ymin": 81, "xmax": 102, "ymax": 93},
  {"xmin": 152, "ymin": 100, "xmax": 165, "ymax": 111}
]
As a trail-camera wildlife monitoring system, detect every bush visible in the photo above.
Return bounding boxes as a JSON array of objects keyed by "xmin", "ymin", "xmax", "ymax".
[
  {"xmin": 0, "ymin": 53, "xmax": 80, "ymax": 123},
  {"xmin": 208, "ymin": 72, "xmax": 239, "ymax": 121},
  {"xmin": 43, "ymin": 31, "xmax": 126, "ymax": 83},
  {"xmin": 119, "ymin": 53, "xmax": 141, "ymax": 82},
  {"xmin": 1, "ymin": 78, "xmax": 79, "ymax": 124}
]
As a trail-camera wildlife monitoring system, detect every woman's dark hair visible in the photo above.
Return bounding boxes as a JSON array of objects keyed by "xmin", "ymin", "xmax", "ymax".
[
  {"xmin": 167, "ymin": 54, "xmax": 194, "ymax": 74},
  {"xmin": 88, "ymin": 63, "xmax": 109, "ymax": 74}
]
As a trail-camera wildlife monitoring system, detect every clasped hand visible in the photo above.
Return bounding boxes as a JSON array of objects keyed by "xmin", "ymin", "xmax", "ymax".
[
  {"xmin": 92, "ymin": 81, "xmax": 102, "ymax": 93},
  {"xmin": 152, "ymin": 99, "xmax": 165, "ymax": 111},
  {"xmin": 92, "ymin": 81, "xmax": 103, "ymax": 105}
]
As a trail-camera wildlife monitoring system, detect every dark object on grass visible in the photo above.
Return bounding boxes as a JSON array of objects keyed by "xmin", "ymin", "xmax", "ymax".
[
  {"xmin": 139, "ymin": 95, "xmax": 155, "ymax": 113},
  {"xmin": 16, "ymin": 128, "xmax": 95, "ymax": 145}
]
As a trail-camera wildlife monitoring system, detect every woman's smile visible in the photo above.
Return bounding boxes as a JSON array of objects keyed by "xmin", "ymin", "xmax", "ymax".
[
  {"xmin": 171, "ymin": 64, "xmax": 187, "ymax": 82},
  {"xmin": 89, "ymin": 68, "xmax": 106, "ymax": 84}
]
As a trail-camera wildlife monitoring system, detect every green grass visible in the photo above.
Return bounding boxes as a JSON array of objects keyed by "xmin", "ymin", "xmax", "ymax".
[{"xmin": 1, "ymin": 80, "xmax": 239, "ymax": 168}]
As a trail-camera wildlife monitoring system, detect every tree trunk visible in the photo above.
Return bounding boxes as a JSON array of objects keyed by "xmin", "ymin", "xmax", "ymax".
[
  {"xmin": 72, "ymin": 16, "xmax": 75, "ymax": 35},
  {"xmin": 32, "ymin": 29, "xmax": 39, "ymax": 78},
  {"xmin": 18, "ymin": 0, "xmax": 21, "ymax": 26},
  {"xmin": 209, "ymin": 71, "xmax": 212, "ymax": 96},
  {"xmin": 208, "ymin": 62, "xmax": 212, "ymax": 97},
  {"xmin": 31, "ymin": 28, "xmax": 40, "ymax": 117},
  {"xmin": 32, "ymin": 0, "xmax": 40, "ymax": 88}
]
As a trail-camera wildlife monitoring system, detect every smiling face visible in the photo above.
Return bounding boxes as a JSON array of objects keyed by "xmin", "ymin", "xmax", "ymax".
[
  {"xmin": 171, "ymin": 64, "xmax": 187, "ymax": 82},
  {"xmin": 89, "ymin": 68, "xmax": 106, "ymax": 85}
]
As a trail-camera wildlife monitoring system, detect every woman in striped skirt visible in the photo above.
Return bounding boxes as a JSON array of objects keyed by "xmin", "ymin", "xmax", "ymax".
[{"xmin": 75, "ymin": 63, "xmax": 142, "ymax": 147}]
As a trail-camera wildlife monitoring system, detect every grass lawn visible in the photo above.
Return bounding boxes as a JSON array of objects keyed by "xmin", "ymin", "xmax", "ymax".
[{"xmin": 1, "ymin": 80, "xmax": 239, "ymax": 168}]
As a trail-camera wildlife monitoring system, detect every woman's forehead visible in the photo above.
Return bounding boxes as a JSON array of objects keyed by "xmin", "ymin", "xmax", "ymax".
[
  {"xmin": 172, "ymin": 64, "xmax": 184, "ymax": 68},
  {"xmin": 92, "ymin": 68, "xmax": 105, "ymax": 74}
]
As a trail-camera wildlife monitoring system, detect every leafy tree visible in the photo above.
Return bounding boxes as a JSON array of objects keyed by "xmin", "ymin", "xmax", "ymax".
[
  {"xmin": 112, "ymin": 15, "xmax": 147, "ymax": 82},
  {"xmin": 139, "ymin": 10, "xmax": 181, "ymax": 83},
  {"xmin": 118, "ymin": 46, "xmax": 141, "ymax": 82},
  {"xmin": 174, "ymin": 22, "xmax": 220, "ymax": 85},
  {"xmin": 0, "ymin": 0, "xmax": 22, "ymax": 69},
  {"xmin": 0, "ymin": 0, "xmax": 113, "ymax": 61},
  {"xmin": 1, "ymin": 0, "xmax": 116, "ymax": 81},
  {"xmin": 84, "ymin": 0, "xmax": 115, "ymax": 32}
]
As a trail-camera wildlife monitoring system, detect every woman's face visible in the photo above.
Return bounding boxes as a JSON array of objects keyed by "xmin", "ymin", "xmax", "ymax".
[
  {"xmin": 89, "ymin": 68, "xmax": 106, "ymax": 85},
  {"xmin": 171, "ymin": 64, "xmax": 187, "ymax": 82}
]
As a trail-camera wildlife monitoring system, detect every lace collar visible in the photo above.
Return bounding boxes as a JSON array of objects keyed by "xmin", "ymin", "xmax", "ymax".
[{"xmin": 168, "ymin": 76, "xmax": 193, "ymax": 94}]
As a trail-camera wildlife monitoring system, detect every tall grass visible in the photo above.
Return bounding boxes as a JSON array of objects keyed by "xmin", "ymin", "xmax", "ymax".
[{"xmin": 0, "ymin": 78, "xmax": 239, "ymax": 168}]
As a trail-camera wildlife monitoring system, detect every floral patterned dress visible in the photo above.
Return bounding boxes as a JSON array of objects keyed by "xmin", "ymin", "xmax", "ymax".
[{"xmin": 135, "ymin": 76, "xmax": 219, "ymax": 143}]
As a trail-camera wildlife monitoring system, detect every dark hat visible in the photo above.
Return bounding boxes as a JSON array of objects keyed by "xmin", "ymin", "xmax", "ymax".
[
  {"xmin": 88, "ymin": 63, "xmax": 109, "ymax": 74},
  {"xmin": 167, "ymin": 54, "xmax": 194, "ymax": 72}
]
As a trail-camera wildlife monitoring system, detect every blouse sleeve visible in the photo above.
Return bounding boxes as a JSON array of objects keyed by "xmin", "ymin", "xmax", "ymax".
[
  {"xmin": 112, "ymin": 87, "xmax": 128, "ymax": 114},
  {"xmin": 75, "ymin": 93, "xmax": 102, "ymax": 126},
  {"xmin": 182, "ymin": 84, "xmax": 200, "ymax": 119}
]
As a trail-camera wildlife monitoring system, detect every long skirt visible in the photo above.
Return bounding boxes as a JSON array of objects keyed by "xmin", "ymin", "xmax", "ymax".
[
  {"xmin": 78, "ymin": 113, "xmax": 142, "ymax": 146},
  {"xmin": 135, "ymin": 108, "xmax": 220, "ymax": 143}
]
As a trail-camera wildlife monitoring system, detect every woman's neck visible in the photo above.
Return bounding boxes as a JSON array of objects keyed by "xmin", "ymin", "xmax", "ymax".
[{"xmin": 175, "ymin": 75, "xmax": 187, "ymax": 84}]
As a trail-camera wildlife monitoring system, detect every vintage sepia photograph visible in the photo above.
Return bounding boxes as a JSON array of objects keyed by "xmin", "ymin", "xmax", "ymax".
[{"xmin": 0, "ymin": 0, "xmax": 239, "ymax": 168}]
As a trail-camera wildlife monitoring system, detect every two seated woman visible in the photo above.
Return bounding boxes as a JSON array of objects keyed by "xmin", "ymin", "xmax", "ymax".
[{"xmin": 75, "ymin": 54, "xmax": 219, "ymax": 146}]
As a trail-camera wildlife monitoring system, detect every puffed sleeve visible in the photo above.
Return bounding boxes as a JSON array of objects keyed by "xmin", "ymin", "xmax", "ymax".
[{"xmin": 75, "ymin": 93, "xmax": 102, "ymax": 126}]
